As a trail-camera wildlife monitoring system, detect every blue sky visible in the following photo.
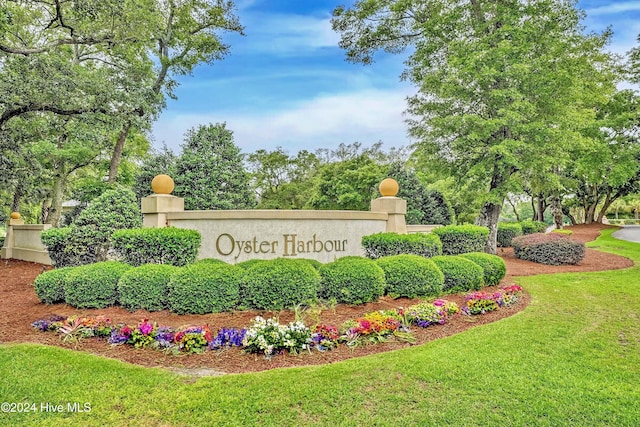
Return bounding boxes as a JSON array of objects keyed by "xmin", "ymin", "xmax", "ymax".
[{"xmin": 151, "ymin": 0, "xmax": 640, "ymax": 155}]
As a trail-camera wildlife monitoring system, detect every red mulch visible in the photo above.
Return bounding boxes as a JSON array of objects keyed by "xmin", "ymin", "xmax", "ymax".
[{"xmin": 0, "ymin": 224, "xmax": 632, "ymax": 375}]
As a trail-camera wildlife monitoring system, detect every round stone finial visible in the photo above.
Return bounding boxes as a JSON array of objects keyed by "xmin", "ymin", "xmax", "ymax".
[
  {"xmin": 151, "ymin": 174, "xmax": 175, "ymax": 195},
  {"xmin": 379, "ymin": 178, "xmax": 399, "ymax": 197},
  {"xmin": 10, "ymin": 212, "xmax": 21, "ymax": 220}
]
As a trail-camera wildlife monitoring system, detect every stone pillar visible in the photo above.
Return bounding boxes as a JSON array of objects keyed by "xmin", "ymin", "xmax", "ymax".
[
  {"xmin": 1, "ymin": 212, "xmax": 25, "ymax": 259},
  {"xmin": 140, "ymin": 175, "xmax": 185, "ymax": 228},
  {"xmin": 370, "ymin": 178, "xmax": 407, "ymax": 234}
]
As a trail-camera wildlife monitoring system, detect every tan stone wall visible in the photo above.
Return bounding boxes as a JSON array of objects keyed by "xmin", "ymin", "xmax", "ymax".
[
  {"xmin": 166, "ymin": 210, "xmax": 388, "ymax": 263},
  {"xmin": 1, "ymin": 224, "xmax": 53, "ymax": 265}
]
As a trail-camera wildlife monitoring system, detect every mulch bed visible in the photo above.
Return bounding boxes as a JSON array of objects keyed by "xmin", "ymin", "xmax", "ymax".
[{"xmin": 0, "ymin": 223, "xmax": 632, "ymax": 375}]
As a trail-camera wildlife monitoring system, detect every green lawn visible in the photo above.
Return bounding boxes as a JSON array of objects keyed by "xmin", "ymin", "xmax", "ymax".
[{"xmin": 1, "ymin": 228, "xmax": 639, "ymax": 426}]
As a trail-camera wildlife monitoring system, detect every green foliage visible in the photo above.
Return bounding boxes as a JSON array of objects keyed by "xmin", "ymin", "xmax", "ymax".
[
  {"xmin": 240, "ymin": 258, "xmax": 321, "ymax": 310},
  {"xmin": 388, "ymin": 163, "xmax": 453, "ymax": 225},
  {"xmin": 319, "ymin": 257, "xmax": 386, "ymax": 305},
  {"xmin": 432, "ymin": 225, "xmax": 489, "ymax": 255},
  {"xmin": 64, "ymin": 187, "xmax": 142, "ymax": 265},
  {"xmin": 40, "ymin": 227, "xmax": 73, "ymax": 267},
  {"xmin": 235, "ymin": 259, "xmax": 267, "ymax": 269},
  {"xmin": 167, "ymin": 263, "xmax": 242, "ymax": 314},
  {"xmin": 497, "ymin": 222, "xmax": 523, "ymax": 247},
  {"xmin": 111, "ymin": 227, "xmax": 201, "ymax": 267},
  {"xmin": 63, "ymin": 262, "xmax": 132, "ymax": 309},
  {"xmin": 512, "ymin": 233, "xmax": 586, "ymax": 265},
  {"xmin": 193, "ymin": 258, "xmax": 228, "ymax": 266},
  {"xmin": 33, "ymin": 267, "xmax": 73, "ymax": 304},
  {"xmin": 361, "ymin": 232, "xmax": 442, "ymax": 259},
  {"xmin": 459, "ymin": 253, "xmax": 506, "ymax": 286},
  {"xmin": 376, "ymin": 255, "xmax": 444, "ymax": 298},
  {"xmin": 520, "ymin": 220, "xmax": 548, "ymax": 235},
  {"xmin": 298, "ymin": 258, "xmax": 323, "ymax": 270},
  {"xmin": 430, "ymin": 256, "xmax": 484, "ymax": 293},
  {"xmin": 174, "ymin": 123, "xmax": 255, "ymax": 210},
  {"xmin": 551, "ymin": 229, "xmax": 573, "ymax": 235},
  {"xmin": 306, "ymin": 155, "xmax": 386, "ymax": 210},
  {"xmin": 117, "ymin": 264, "xmax": 178, "ymax": 312}
]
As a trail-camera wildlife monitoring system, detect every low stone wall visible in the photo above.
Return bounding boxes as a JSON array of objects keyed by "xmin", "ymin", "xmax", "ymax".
[
  {"xmin": 166, "ymin": 210, "xmax": 389, "ymax": 263},
  {"xmin": 1, "ymin": 224, "xmax": 53, "ymax": 265}
]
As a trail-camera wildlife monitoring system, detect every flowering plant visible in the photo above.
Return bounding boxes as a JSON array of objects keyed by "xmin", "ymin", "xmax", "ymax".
[
  {"xmin": 311, "ymin": 324, "xmax": 339, "ymax": 351},
  {"xmin": 243, "ymin": 317, "xmax": 312, "ymax": 357},
  {"xmin": 464, "ymin": 292, "xmax": 500, "ymax": 315},
  {"xmin": 175, "ymin": 325, "xmax": 213, "ymax": 354},
  {"xmin": 340, "ymin": 310, "xmax": 410, "ymax": 345},
  {"xmin": 128, "ymin": 319, "xmax": 157, "ymax": 349},
  {"xmin": 500, "ymin": 285, "xmax": 523, "ymax": 307},
  {"xmin": 31, "ymin": 315, "xmax": 66, "ymax": 332},
  {"xmin": 209, "ymin": 328, "xmax": 246, "ymax": 350}
]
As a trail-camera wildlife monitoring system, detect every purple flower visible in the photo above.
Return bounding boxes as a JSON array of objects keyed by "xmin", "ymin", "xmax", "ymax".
[
  {"xmin": 209, "ymin": 328, "xmax": 246, "ymax": 350},
  {"xmin": 32, "ymin": 319, "xmax": 50, "ymax": 332},
  {"xmin": 139, "ymin": 321, "xmax": 153, "ymax": 336}
]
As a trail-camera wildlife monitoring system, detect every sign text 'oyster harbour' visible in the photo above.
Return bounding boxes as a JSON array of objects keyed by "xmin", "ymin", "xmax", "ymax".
[{"xmin": 214, "ymin": 233, "xmax": 348, "ymax": 260}]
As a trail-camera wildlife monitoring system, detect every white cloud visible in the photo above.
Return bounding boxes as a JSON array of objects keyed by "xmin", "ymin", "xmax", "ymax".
[
  {"xmin": 152, "ymin": 87, "xmax": 415, "ymax": 153},
  {"xmin": 585, "ymin": 1, "xmax": 640, "ymax": 15}
]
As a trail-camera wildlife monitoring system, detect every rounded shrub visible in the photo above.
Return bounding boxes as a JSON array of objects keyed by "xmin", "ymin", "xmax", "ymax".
[
  {"xmin": 298, "ymin": 258, "xmax": 323, "ymax": 270},
  {"xmin": 236, "ymin": 259, "xmax": 267, "ymax": 269},
  {"xmin": 459, "ymin": 252, "xmax": 506, "ymax": 286},
  {"xmin": 497, "ymin": 222, "xmax": 523, "ymax": 247},
  {"xmin": 432, "ymin": 225, "xmax": 489, "ymax": 255},
  {"xmin": 240, "ymin": 258, "xmax": 321, "ymax": 310},
  {"xmin": 361, "ymin": 232, "xmax": 442, "ymax": 259},
  {"xmin": 40, "ymin": 227, "xmax": 73, "ymax": 267},
  {"xmin": 551, "ymin": 229, "xmax": 573, "ymax": 235},
  {"xmin": 430, "ymin": 256, "xmax": 484, "ymax": 293},
  {"xmin": 193, "ymin": 258, "xmax": 228, "ymax": 266},
  {"xmin": 376, "ymin": 254, "xmax": 444, "ymax": 298},
  {"xmin": 512, "ymin": 233, "xmax": 585, "ymax": 265},
  {"xmin": 168, "ymin": 263, "xmax": 242, "ymax": 314},
  {"xmin": 319, "ymin": 256, "xmax": 386, "ymax": 305},
  {"xmin": 34, "ymin": 267, "xmax": 73, "ymax": 304},
  {"xmin": 111, "ymin": 227, "xmax": 201, "ymax": 266},
  {"xmin": 117, "ymin": 264, "xmax": 178, "ymax": 312},
  {"xmin": 520, "ymin": 220, "xmax": 548, "ymax": 235},
  {"xmin": 63, "ymin": 262, "xmax": 133, "ymax": 308}
]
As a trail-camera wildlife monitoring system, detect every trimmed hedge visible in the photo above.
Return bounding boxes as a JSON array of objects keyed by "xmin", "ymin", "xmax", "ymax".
[
  {"xmin": 111, "ymin": 227, "xmax": 201, "ymax": 267},
  {"xmin": 117, "ymin": 264, "xmax": 178, "ymax": 312},
  {"xmin": 459, "ymin": 252, "xmax": 506, "ymax": 286},
  {"xmin": 168, "ymin": 263, "xmax": 243, "ymax": 314},
  {"xmin": 236, "ymin": 259, "xmax": 267, "ymax": 269},
  {"xmin": 497, "ymin": 222, "xmax": 523, "ymax": 247},
  {"xmin": 376, "ymin": 254, "xmax": 444, "ymax": 298},
  {"xmin": 319, "ymin": 256, "xmax": 386, "ymax": 305},
  {"xmin": 551, "ymin": 229, "xmax": 573, "ymax": 235},
  {"xmin": 63, "ymin": 262, "xmax": 133, "ymax": 308},
  {"xmin": 299, "ymin": 258, "xmax": 323, "ymax": 270},
  {"xmin": 512, "ymin": 233, "xmax": 585, "ymax": 265},
  {"xmin": 240, "ymin": 258, "xmax": 321, "ymax": 310},
  {"xmin": 40, "ymin": 227, "xmax": 73, "ymax": 267},
  {"xmin": 520, "ymin": 220, "xmax": 548, "ymax": 235},
  {"xmin": 33, "ymin": 267, "xmax": 73, "ymax": 304},
  {"xmin": 430, "ymin": 256, "xmax": 484, "ymax": 293},
  {"xmin": 361, "ymin": 232, "xmax": 442, "ymax": 259},
  {"xmin": 432, "ymin": 225, "xmax": 489, "ymax": 255},
  {"xmin": 193, "ymin": 258, "xmax": 228, "ymax": 266}
]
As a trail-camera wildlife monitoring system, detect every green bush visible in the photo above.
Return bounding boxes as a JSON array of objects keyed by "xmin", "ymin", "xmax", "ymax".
[
  {"xmin": 235, "ymin": 259, "xmax": 267, "ymax": 269},
  {"xmin": 193, "ymin": 258, "xmax": 228, "ymax": 266},
  {"xmin": 117, "ymin": 264, "xmax": 178, "ymax": 311},
  {"xmin": 551, "ymin": 229, "xmax": 573, "ymax": 235},
  {"xmin": 111, "ymin": 227, "xmax": 201, "ymax": 267},
  {"xmin": 497, "ymin": 222, "xmax": 523, "ymax": 247},
  {"xmin": 459, "ymin": 252, "xmax": 506, "ymax": 286},
  {"xmin": 512, "ymin": 233, "xmax": 585, "ymax": 265},
  {"xmin": 520, "ymin": 220, "xmax": 548, "ymax": 235},
  {"xmin": 430, "ymin": 256, "xmax": 484, "ymax": 293},
  {"xmin": 240, "ymin": 258, "xmax": 321, "ymax": 310},
  {"xmin": 33, "ymin": 267, "xmax": 73, "ymax": 304},
  {"xmin": 319, "ymin": 257, "xmax": 386, "ymax": 305},
  {"xmin": 168, "ymin": 263, "xmax": 243, "ymax": 314},
  {"xmin": 376, "ymin": 254, "xmax": 444, "ymax": 298},
  {"xmin": 432, "ymin": 225, "xmax": 489, "ymax": 255},
  {"xmin": 361, "ymin": 232, "xmax": 442, "ymax": 259},
  {"xmin": 298, "ymin": 258, "xmax": 323, "ymax": 270},
  {"xmin": 40, "ymin": 227, "xmax": 73, "ymax": 267},
  {"xmin": 63, "ymin": 262, "xmax": 132, "ymax": 308}
]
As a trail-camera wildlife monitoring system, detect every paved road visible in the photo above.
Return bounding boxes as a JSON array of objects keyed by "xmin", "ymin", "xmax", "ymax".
[{"xmin": 612, "ymin": 225, "xmax": 640, "ymax": 243}]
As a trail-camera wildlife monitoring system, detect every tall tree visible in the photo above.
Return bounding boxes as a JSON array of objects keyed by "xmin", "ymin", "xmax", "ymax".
[
  {"xmin": 333, "ymin": 0, "xmax": 617, "ymax": 253},
  {"xmin": 174, "ymin": 123, "xmax": 255, "ymax": 210}
]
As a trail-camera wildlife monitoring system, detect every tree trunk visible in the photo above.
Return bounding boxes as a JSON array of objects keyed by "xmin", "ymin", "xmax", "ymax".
[
  {"xmin": 596, "ymin": 192, "xmax": 614, "ymax": 223},
  {"xmin": 549, "ymin": 196, "xmax": 563, "ymax": 229},
  {"xmin": 11, "ymin": 184, "xmax": 23, "ymax": 213},
  {"xmin": 46, "ymin": 173, "xmax": 68, "ymax": 227},
  {"xmin": 475, "ymin": 201, "xmax": 502, "ymax": 254},
  {"xmin": 530, "ymin": 196, "xmax": 536, "ymax": 221},
  {"xmin": 562, "ymin": 206, "xmax": 578, "ymax": 226},
  {"xmin": 506, "ymin": 197, "xmax": 520, "ymax": 222},
  {"xmin": 535, "ymin": 196, "xmax": 547, "ymax": 221},
  {"xmin": 108, "ymin": 123, "xmax": 131, "ymax": 183}
]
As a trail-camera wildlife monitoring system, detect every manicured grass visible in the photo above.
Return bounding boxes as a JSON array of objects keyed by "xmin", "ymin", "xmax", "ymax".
[{"xmin": 1, "ymin": 229, "xmax": 639, "ymax": 426}]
